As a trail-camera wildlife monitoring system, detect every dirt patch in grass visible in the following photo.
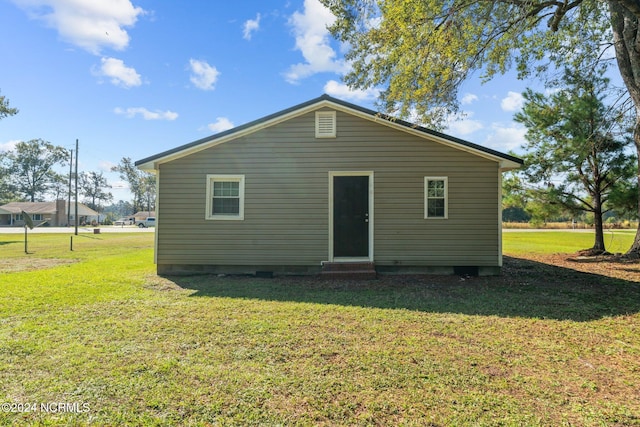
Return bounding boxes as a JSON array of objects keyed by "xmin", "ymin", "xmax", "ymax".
[
  {"xmin": 512, "ymin": 252, "xmax": 640, "ymax": 283},
  {"xmin": 0, "ymin": 257, "xmax": 77, "ymax": 273}
]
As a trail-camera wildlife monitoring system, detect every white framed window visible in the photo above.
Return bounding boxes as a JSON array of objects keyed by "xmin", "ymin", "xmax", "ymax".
[
  {"xmin": 424, "ymin": 177, "xmax": 448, "ymax": 219},
  {"xmin": 206, "ymin": 175, "xmax": 245, "ymax": 220},
  {"xmin": 315, "ymin": 111, "xmax": 336, "ymax": 138},
  {"xmin": 32, "ymin": 214, "xmax": 43, "ymax": 221}
]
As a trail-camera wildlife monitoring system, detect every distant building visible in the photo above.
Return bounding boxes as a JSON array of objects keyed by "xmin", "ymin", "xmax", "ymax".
[
  {"xmin": 0, "ymin": 200, "xmax": 99, "ymax": 227},
  {"xmin": 133, "ymin": 211, "xmax": 156, "ymax": 221}
]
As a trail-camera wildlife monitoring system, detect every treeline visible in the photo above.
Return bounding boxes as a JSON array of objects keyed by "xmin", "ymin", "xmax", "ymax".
[{"xmin": 0, "ymin": 139, "xmax": 154, "ymax": 215}]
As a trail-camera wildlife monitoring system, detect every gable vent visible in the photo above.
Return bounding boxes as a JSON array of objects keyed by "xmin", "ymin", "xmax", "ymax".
[{"xmin": 315, "ymin": 111, "xmax": 336, "ymax": 138}]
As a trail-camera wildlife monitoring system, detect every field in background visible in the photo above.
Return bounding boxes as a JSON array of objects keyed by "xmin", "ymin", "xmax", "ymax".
[
  {"xmin": 0, "ymin": 232, "xmax": 638, "ymax": 425},
  {"xmin": 504, "ymin": 221, "xmax": 638, "ymax": 229},
  {"xmin": 504, "ymin": 230, "xmax": 636, "ymax": 256}
]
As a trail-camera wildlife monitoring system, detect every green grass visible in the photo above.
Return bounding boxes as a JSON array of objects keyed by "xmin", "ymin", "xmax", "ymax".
[
  {"xmin": 0, "ymin": 232, "xmax": 639, "ymax": 426},
  {"xmin": 504, "ymin": 230, "xmax": 637, "ymax": 256}
]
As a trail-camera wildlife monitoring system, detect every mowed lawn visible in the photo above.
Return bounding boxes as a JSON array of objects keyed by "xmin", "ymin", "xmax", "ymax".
[{"xmin": 0, "ymin": 231, "xmax": 639, "ymax": 426}]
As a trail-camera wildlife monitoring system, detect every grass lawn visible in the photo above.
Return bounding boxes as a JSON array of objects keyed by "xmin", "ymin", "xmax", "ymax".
[
  {"xmin": 0, "ymin": 231, "xmax": 639, "ymax": 426},
  {"xmin": 504, "ymin": 229, "xmax": 637, "ymax": 256}
]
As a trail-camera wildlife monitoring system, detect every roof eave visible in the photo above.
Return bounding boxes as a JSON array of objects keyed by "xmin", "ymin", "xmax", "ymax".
[{"xmin": 499, "ymin": 159, "xmax": 523, "ymax": 172}]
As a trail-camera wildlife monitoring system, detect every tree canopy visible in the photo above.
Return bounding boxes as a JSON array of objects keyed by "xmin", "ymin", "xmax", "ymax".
[
  {"xmin": 323, "ymin": 0, "xmax": 615, "ymax": 127},
  {"xmin": 0, "ymin": 139, "xmax": 68, "ymax": 202},
  {"xmin": 0, "ymin": 90, "xmax": 18, "ymax": 121},
  {"xmin": 111, "ymin": 157, "xmax": 155, "ymax": 213},
  {"xmin": 79, "ymin": 171, "xmax": 113, "ymax": 212}
]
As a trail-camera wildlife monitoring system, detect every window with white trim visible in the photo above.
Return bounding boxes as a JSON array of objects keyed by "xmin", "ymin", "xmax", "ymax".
[
  {"xmin": 315, "ymin": 111, "xmax": 336, "ymax": 138},
  {"xmin": 206, "ymin": 175, "xmax": 245, "ymax": 220},
  {"xmin": 424, "ymin": 177, "xmax": 448, "ymax": 219}
]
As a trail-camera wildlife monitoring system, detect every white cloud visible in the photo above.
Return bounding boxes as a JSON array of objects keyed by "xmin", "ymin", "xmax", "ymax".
[
  {"xmin": 324, "ymin": 80, "xmax": 378, "ymax": 102},
  {"xmin": 444, "ymin": 111, "xmax": 484, "ymax": 137},
  {"xmin": 285, "ymin": 0, "xmax": 345, "ymax": 83},
  {"xmin": 189, "ymin": 59, "xmax": 220, "ymax": 91},
  {"xmin": 208, "ymin": 117, "xmax": 234, "ymax": 133},
  {"xmin": 95, "ymin": 57, "xmax": 141, "ymax": 88},
  {"xmin": 11, "ymin": 0, "xmax": 145, "ymax": 54},
  {"xmin": 98, "ymin": 160, "xmax": 116, "ymax": 171},
  {"xmin": 0, "ymin": 140, "xmax": 19, "ymax": 152},
  {"xmin": 446, "ymin": 119, "xmax": 484, "ymax": 137},
  {"xmin": 461, "ymin": 93, "xmax": 478, "ymax": 105},
  {"xmin": 114, "ymin": 107, "xmax": 178, "ymax": 121},
  {"xmin": 483, "ymin": 123, "xmax": 527, "ymax": 152},
  {"xmin": 501, "ymin": 91, "xmax": 524, "ymax": 112},
  {"xmin": 243, "ymin": 13, "xmax": 261, "ymax": 40}
]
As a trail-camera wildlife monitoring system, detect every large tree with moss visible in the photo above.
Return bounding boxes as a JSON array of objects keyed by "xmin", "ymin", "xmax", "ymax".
[{"xmin": 321, "ymin": 0, "xmax": 640, "ymax": 255}]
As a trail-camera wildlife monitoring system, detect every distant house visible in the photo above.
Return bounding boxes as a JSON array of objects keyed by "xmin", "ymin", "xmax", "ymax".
[
  {"xmin": 0, "ymin": 200, "xmax": 99, "ymax": 227},
  {"xmin": 136, "ymin": 95, "xmax": 522, "ymax": 276},
  {"xmin": 133, "ymin": 211, "xmax": 156, "ymax": 221}
]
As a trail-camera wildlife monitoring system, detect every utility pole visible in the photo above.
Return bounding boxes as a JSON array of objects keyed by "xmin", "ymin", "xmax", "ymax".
[
  {"xmin": 68, "ymin": 149, "xmax": 73, "ymax": 226},
  {"xmin": 74, "ymin": 139, "xmax": 79, "ymax": 236}
]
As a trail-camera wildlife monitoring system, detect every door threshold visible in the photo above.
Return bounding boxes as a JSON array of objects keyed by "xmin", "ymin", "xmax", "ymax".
[{"xmin": 331, "ymin": 257, "xmax": 372, "ymax": 263}]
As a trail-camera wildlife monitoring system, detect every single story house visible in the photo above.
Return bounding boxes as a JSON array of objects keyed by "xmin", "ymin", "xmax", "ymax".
[
  {"xmin": 133, "ymin": 211, "xmax": 156, "ymax": 221},
  {"xmin": 136, "ymin": 95, "xmax": 522, "ymax": 276},
  {"xmin": 0, "ymin": 200, "xmax": 99, "ymax": 227}
]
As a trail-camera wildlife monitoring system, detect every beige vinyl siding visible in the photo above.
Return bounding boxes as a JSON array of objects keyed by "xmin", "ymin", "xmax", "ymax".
[{"xmin": 156, "ymin": 109, "xmax": 500, "ymax": 268}]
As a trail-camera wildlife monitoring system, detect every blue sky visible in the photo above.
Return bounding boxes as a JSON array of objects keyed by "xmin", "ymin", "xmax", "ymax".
[{"xmin": 0, "ymin": 0, "xmax": 534, "ymax": 202}]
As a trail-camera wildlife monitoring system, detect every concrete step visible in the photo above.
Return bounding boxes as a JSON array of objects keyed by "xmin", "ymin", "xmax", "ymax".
[{"xmin": 321, "ymin": 262, "xmax": 377, "ymax": 280}]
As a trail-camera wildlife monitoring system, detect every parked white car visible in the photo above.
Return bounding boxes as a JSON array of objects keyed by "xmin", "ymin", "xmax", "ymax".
[
  {"xmin": 114, "ymin": 217, "xmax": 135, "ymax": 226},
  {"xmin": 137, "ymin": 217, "xmax": 156, "ymax": 228}
]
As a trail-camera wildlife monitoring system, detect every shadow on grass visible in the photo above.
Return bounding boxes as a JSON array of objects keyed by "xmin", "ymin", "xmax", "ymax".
[
  {"xmin": 76, "ymin": 235, "xmax": 103, "ymax": 240},
  {"xmin": 161, "ymin": 256, "xmax": 640, "ymax": 321}
]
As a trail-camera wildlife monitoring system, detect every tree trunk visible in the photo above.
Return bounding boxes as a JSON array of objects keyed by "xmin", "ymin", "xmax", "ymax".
[
  {"xmin": 609, "ymin": 2, "xmax": 640, "ymax": 257},
  {"xmin": 593, "ymin": 193, "xmax": 606, "ymax": 254},
  {"xmin": 627, "ymin": 125, "xmax": 640, "ymax": 256}
]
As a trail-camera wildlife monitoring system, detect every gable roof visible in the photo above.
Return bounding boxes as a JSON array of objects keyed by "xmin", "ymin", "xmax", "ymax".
[
  {"xmin": 0, "ymin": 201, "xmax": 59, "ymax": 215},
  {"xmin": 0, "ymin": 201, "xmax": 99, "ymax": 216},
  {"xmin": 135, "ymin": 94, "xmax": 523, "ymax": 172}
]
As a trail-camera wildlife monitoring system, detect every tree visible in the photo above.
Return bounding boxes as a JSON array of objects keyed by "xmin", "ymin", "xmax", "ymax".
[
  {"xmin": 0, "ymin": 90, "xmax": 18, "ymax": 202},
  {"xmin": 48, "ymin": 172, "xmax": 68, "ymax": 201},
  {"xmin": 321, "ymin": 0, "xmax": 640, "ymax": 255},
  {"xmin": 608, "ymin": 179, "xmax": 638, "ymax": 220},
  {"xmin": 103, "ymin": 200, "xmax": 135, "ymax": 218},
  {"xmin": 0, "ymin": 139, "xmax": 68, "ymax": 202},
  {"xmin": 0, "ymin": 90, "xmax": 18, "ymax": 120},
  {"xmin": 79, "ymin": 171, "xmax": 113, "ymax": 212},
  {"xmin": 515, "ymin": 65, "xmax": 635, "ymax": 253},
  {"xmin": 0, "ymin": 152, "xmax": 17, "ymax": 204},
  {"xmin": 111, "ymin": 157, "xmax": 155, "ymax": 213},
  {"xmin": 501, "ymin": 172, "xmax": 531, "ymax": 222}
]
